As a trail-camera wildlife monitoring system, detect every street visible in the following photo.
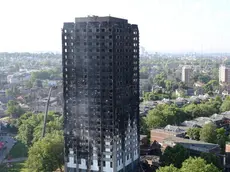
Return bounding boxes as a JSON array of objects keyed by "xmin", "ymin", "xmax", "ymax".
[{"xmin": 0, "ymin": 135, "xmax": 16, "ymax": 163}]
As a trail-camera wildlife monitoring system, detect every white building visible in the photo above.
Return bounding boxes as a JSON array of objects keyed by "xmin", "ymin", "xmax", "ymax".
[
  {"xmin": 219, "ymin": 65, "xmax": 230, "ymax": 84},
  {"xmin": 182, "ymin": 66, "xmax": 192, "ymax": 86}
]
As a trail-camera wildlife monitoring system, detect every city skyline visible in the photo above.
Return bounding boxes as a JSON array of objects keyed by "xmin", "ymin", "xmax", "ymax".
[{"xmin": 1, "ymin": 0, "xmax": 230, "ymax": 53}]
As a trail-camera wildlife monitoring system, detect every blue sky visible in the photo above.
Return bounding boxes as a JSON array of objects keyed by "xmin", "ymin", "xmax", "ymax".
[{"xmin": 0, "ymin": 0, "xmax": 230, "ymax": 53}]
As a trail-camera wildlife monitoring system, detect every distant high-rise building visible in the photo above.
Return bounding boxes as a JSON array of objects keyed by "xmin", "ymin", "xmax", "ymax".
[
  {"xmin": 219, "ymin": 65, "xmax": 230, "ymax": 84},
  {"xmin": 62, "ymin": 16, "xmax": 140, "ymax": 172},
  {"xmin": 182, "ymin": 66, "xmax": 192, "ymax": 86}
]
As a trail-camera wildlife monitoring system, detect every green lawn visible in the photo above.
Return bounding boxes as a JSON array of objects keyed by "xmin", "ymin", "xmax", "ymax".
[
  {"xmin": 8, "ymin": 141, "xmax": 28, "ymax": 159},
  {"xmin": 0, "ymin": 161, "xmax": 27, "ymax": 172}
]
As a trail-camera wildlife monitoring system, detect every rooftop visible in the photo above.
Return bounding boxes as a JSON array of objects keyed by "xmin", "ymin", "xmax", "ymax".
[
  {"xmin": 75, "ymin": 16, "xmax": 128, "ymax": 23},
  {"xmin": 163, "ymin": 136, "xmax": 220, "ymax": 152}
]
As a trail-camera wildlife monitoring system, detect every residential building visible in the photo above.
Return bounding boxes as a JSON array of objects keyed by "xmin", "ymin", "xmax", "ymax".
[
  {"xmin": 219, "ymin": 65, "xmax": 230, "ymax": 84},
  {"xmin": 162, "ymin": 136, "xmax": 220, "ymax": 155},
  {"xmin": 62, "ymin": 16, "xmax": 139, "ymax": 172},
  {"xmin": 181, "ymin": 66, "xmax": 192, "ymax": 86},
  {"xmin": 150, "ymin": 125, "xmax": 188, "ymax": 144}
]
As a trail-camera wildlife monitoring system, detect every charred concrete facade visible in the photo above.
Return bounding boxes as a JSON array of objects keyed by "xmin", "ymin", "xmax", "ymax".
[{"xmin": 62, "ymin": 16, "xmax": 140, "ymax": 172}]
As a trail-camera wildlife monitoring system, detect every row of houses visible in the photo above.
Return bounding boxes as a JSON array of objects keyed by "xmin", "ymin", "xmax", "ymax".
[
  {"xmin": 151, "ymin": 125, "xmax": 221, "ymax": 155},
  {"xmin": 149, "ymin": 111, "xmax": 230, "ymax": 162},
  {"xmin": 140, "ymin": 94, "xmax": 210, "ymax": 116}
]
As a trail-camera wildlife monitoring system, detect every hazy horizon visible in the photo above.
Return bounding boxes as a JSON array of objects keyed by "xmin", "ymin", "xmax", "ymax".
[{"xmin": 1, "ymin": 0, "xmax": 230, "ymax": 53}]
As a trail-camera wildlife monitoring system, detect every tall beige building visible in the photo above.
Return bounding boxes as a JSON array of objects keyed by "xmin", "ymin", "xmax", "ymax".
[
  {"xmin": 219, "ymin": 65, "xmax": 230, "ymax": 84},
  {"xmin": 182, "ymin": 66, "xmax": 192, "ymax": 86}
]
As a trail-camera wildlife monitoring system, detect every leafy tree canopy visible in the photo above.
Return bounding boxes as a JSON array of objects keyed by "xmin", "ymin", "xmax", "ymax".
[
  {"xmin": 26, "ymin": 132, "xmax": 64, "ymax": 172},
  {"xmin": 186, "ymin": 127, "xmax": 201, "ymax": 140},
  {"xmin": 161, "ymin": 144, "xmax": 189, "ymax": 168},
  {"xmin": 180, "ymin": 157, "xmax": 220, "ymax": 172},
  {"xmin": 6, "ymin": 100, "xmax": 25, "ymax": 118},
  {"xmin": 17, "ymin": 112, "xmax": 63, "ymax": 147},
  {"xmin": 200, "ymin": 122, "xmax": 217, "ymax": 143},
  {"xmin": 157, "ymin": 164, "xmax": 179, "ymax": 172}
]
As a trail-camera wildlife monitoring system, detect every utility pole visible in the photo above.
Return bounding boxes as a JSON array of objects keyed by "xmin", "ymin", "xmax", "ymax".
[{"xmin": 42, "ymin": 87, "xmax": 53, "ymax": 138}]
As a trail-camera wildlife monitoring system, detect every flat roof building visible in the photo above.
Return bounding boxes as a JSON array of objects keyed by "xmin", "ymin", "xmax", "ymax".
[
  {"xmin": 162, "ymin": 136, "xmax": 220, "ymax": 155},
  {"xmin": 62, "ymin": 16, "xmax": 139, "ymax": 172},
  {"xmin": 219, "ymin": 65, "xmax": 230, "ymax": 84},
  {"xmin": 182, "ymin": 66, "xmax": 192, "ymax": 86}
]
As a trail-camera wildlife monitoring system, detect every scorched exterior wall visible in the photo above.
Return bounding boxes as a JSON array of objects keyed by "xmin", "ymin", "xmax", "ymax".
[{"xmin": 62, "ymin": 16, "xmax": 139, "ymax": 172}]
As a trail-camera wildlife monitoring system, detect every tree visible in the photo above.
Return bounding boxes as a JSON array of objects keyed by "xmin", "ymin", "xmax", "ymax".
[
  {"xmin": 140, "ymin": 117, "xmax": 149, "ymax": 135},
  {"xmin": 200, "ymin": 123, "xmax": 217, "ymax": 143},
  {"xmin": 198, "ymin": 74, "xmax": 211, "ymax": 84},
  {"xmin": 155, "ymin": 72, "xmax": 166, "ymax": 87},
  {"xmin": 200, "ymin": 153, "xmax": 222, "ymax": 170},
  {"xmin": 183, "ymin": 102, "xmax": 219, "ymax": 119},
  {"xmin": 203, "ymin": 80, "xmax": 218, "ymax": 93},
  {"xmin": 144, "ymin": 110, "xmax": 166, "ymax": 129},
  {"xmin": 26, "ymin": 132, "xmax": 64, "ymax": 172},
  {"xmin": 157, "ymin": 164, "xmax": 179, "ymax": 172},
  {"xmin": 165, "ymin": 80, "xmax": 172, "ymax": 92},
  {"xmin": 215, "ymin": 96, "xmax": 222, "ymax": 103},
  {"xmin": 220, "ymin": 99, "xmax": 230, "ymax": 112},
  {"xmin": 34, "ymin": 79, "xmax": 43, "ymax": 88},
  {"xmin": 186, "ymin": 127, "xmax": 201, "ymax": 140},
  {"xmin": 17, "ymin": 112, "xmax": 62, "ymax": 147},
  {"xmin": 31, "ymin": 70, "xmax": 51, "ymax": 82},
  {"xmin": 180, "ymin": 157, "xmax": 220, "ymax": 172},
  {"xmin": 207, "ymin": 98, "xmax": 222, "ymax": 114},
  {"xmin": 25, "ymin": 80, "xmax": 33, "ymax": 88},
  {"xmin": 6, "ymin": 87, "xmax": 20, "ymax": 97},
  {"xmin": 161, "ymin": 144, "xmax": 189, "ymax": 168},
  {"xmin": 183, "ymin": 103, "xmax": 198, "ymax": 118},
  {"xmin": 6, "ymin": 100, "xmax": 25, "ymax": 118},
  {"xmin": 216, "ymin": 127, "xmax": 227, "ymax": 154},
  {"xmin": 144, "ymin": 104, "xmax": 187, "ymax": 129}
]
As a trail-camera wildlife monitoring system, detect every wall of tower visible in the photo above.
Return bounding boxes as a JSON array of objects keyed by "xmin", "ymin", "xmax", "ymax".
[{"xmin": 62, "ymin": 17, "xmax": 139, "ymax": 172}]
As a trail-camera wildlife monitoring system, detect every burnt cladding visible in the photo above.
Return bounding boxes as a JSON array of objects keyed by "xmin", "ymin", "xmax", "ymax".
[{"xmin": 62, "ymin": 16, "xmax": 139, "ymax": 172}]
